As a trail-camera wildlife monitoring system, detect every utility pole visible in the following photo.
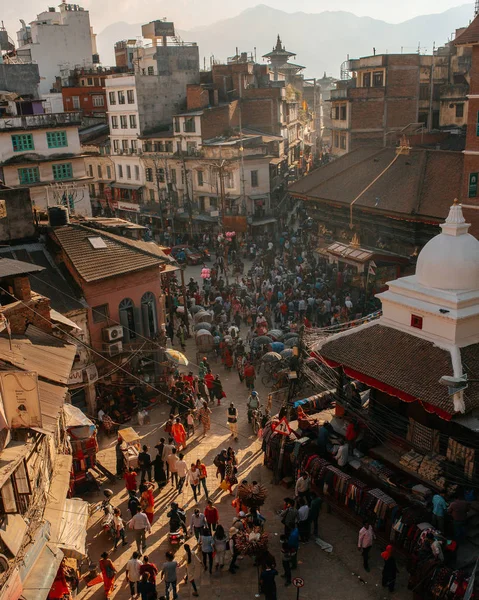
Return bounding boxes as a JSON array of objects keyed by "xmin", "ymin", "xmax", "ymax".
[
  {"xmin": 238, "ymin": 74, "xmax": 247, "ymax": 215},
  {"xmin": 428, "ymin": 42, "xmax": 436, "ymax": 132},
  {"xmin": 151, "ymin": 153, "xmax": 165, "ymax": 233}
]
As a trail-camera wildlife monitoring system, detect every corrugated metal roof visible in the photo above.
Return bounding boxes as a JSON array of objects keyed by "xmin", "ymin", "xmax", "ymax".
[
  {"xmin": 50, "ymin": 309, "xmax": 82, "ymax": 331},
  {"xmin": 0, "ymin": 441, "xmax": 30, "ymax": 488},
  {"xmin": 37, "ymin": 380, "xmax": 68, "ymax": 435},
  {"xmin": 0, "ymin": 332, "xmax": 76, "ymax": 385},
  {"xmin": 0, "ymin": 257, "xmax": 44, "ymax": 278},
  {"xmin": 52, "ymin": 224, "xmax": 165, "ymax": 283}
]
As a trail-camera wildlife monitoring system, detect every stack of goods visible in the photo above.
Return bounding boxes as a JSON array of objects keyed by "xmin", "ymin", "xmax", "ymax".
[
  {"xmin": 399, "ymin": 450, "xmax": 423, "ymax": 472},
  {"xmin": 447, "ymin": 438, "xmax": 476, "ymax": 480},
  {"xmin": 411, "ymin": 484, "xmax": 432, "ymax": 504},
  {"xmin": 417, "ymin": 454, "xmax": 446, "ymax": 489}
]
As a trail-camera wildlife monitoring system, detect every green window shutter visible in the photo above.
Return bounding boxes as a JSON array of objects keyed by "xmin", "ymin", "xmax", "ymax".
[
  {"xmin": 46, "ymin": 131, "xmax": 68, "ymax": 148},
  {"xmin": 52, "ymin": 163, "xmax": 73, "ymax": 180},
  {"xmin": 12, "ymin": 134, "xmax": 34, "ymax": 152},
  {"xmin": 18, "ymin": 167, "xmax": 40, "ymax": 184}
]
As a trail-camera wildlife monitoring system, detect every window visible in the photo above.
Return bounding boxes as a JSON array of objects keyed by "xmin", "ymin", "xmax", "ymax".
[
  {"xmin": 94, "ymin": 77, "xmax": 100, "ymax": 86},
  {"xmin": 92, "ymin": 304, "xmax": 109, "ymax": 324},
  {"xmin": 92, "ymin": 95, "xmax": 104, "ymax": 107},
  {"xmin": 18, "ymin": 167, "xmax": 40, "ymax": 184},
  {"xmin": 411, "ymin": 314, "xmax": 423, "ymax": 330},
  {"xmin": 149, "ymin": 188, "xmax": 155, "ymax": 201},
  {"xmin": 118, "ymin": 165, "xmax": 123, "ymax": 178},
  {"xmin": 122, "ymin": 139, "xmax": 129, "ymax": 152},
  {"xmin": 340, "ymin": 135, "xmax": 346, "ymax": 150},
  {"xmin": 419, "ymin": 84, "xmax": 430, "ymax": 101},
  {"xmin": 250, "ymin": 170, "xmax": 259, "ymax": 188},
  {"xmin": 166, "ymin": 141, "xmax": 173, "ymax": 153},
  {"xmin": 186, "ymin": 141, "xmax": 197, "ymax": 155},
  {"xmin": 106, "ymin": 165, "xmax": 112, "ymax": 179},
  {"xmin": 197, "ymin": 170, "xmax": 204, "ymax": 187},
  {"xmin": 148, "ymin": 66, "xmax": 154, "ymax": 75},
  {"xmin": 72, "ymin": 96, "xmax": 80, "ymax": 109},
  {"xmin": 118, "ymin": 90, "xmax": 125, "ymax": 104},
  {"xmin": 127, "ymin": 90, "xmax": 135, "ymax": 104},
  {"xmin": 120, "ymin": 115, "xmax": 128, "ymax": 129},
  {"xmin": 469, "ymin": 172, "xmax": 478, "ymax": 198},
  {"xmin": 199, "ymin": 196, "xmax": 207, "ymax": 212},
  {"xmin": 131, "ymin": 139, "xmax": 137, "ymax": 152},
  {"xmin": 225, "ymin": 172, "xmax": 234, "ymax": 189},
  {"xmin": 141, "ymin": 292, "xmax": 158, "ymax": 337},
  {"xmin": 129, "ymin": 114, "xmax": 137, "ymax": 128},
  {"xmin": 170, "ymin": 168, "xmax": 177, "ymax": 184},
  {"xmin": 373, "ymin": 71, "xmax": 384, "ymax": 87},
  {"xmin": 181, "ymin": 168, "xmax": 185, "ymax": 184},
  {"xmin": 113, "ymin": 139, "xmax": 120, "ymax": 152},
  {"xmin": 46, "ymin": 130, "xmax": 67, "ymax": 148},
  {"xmin": 12, "ymin": 134, "xmax": 34, "ymax": 152},
  {"xmin": 135, "ymin": 165, "xmax": 140, "ymax": 180},
  {"xmin": 52, "ymin": 163, "xmax": 73, "ymax": 180},
  {"xmin": 119, "ymin": 298, "xmax": 137, "ymax": 341},
  {"xmin": 334, "ymin": 106, "xmax": 339, "ymax": 120},
  {"xmin": 87, "ymin": 77, "xmax": 93, "ymax": 86},
  {"xmin": 334, "ymin": 133, "xmax": 339, "ymax": 148},
  {"xmin": 126, "ymin": 165, "xmax": 131, "ymax": 179},
  {"xmin": 88, "ymin": 164, "xmax": 93, "ymax": 177},
  {"xmin": 89, "ymin": 183, "xmax": 95, "ymax": 197},
  {"xmin": 362, "ymin": 72, "xmax": 371, "ymax": 87},
  {"xmin": 97, "ymin": 165, "xmax": 102, "ymax": 178},
  {"xmin": 456, "ymin": 103, "xmax": 464, "ymax": 118},
  {"xmin": 146, "ymin": 167, "xmax": 153, "ymax": 182},
  {"xmin": 156, "ymin": 168, "xmax": 165, "ymax": 183},
  {"xmin": 111, "ymin": 116, "xmax": 118, "ymax": 129},
  {"xmin": 340, "ymin": 105, "xmax": 347, "ymax": 121},
  {"xmin": 184, "ymin": 117, "xmax": 196, "ymax": 133},
  {"xmin": 109, "ymin": 91, "xmax": 116, "ymax": 105},
  {"xmin": 174, "ymin": 118, "xmax": 180, "ymax": 133}
]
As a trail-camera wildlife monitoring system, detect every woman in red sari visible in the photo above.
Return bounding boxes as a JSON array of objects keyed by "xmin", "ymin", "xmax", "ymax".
[
  {"xmin": 140, "ymin": 481, "xmax": 155, "ymax": 524},
  {"xmin": 99, "ymin": 551, "xmax": 116, "ymax": 598},
  {"xmin": 171, "ymin": 417, "xmax": 187, "ymax": 450}
]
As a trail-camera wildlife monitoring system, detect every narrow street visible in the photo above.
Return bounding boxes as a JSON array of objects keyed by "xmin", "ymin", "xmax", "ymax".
[{"xmin": 77, "ymin": 261, "xmax": 411, "ymax": 600}]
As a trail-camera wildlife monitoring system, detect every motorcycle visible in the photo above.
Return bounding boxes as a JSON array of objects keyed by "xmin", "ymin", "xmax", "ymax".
[
  {"xmin": 167, "ymin": 503, "xmax": 187, "ymax": 547},
  {"xmin": 251, "ymin": 405, "xmax": 265, "ymax": 435}
]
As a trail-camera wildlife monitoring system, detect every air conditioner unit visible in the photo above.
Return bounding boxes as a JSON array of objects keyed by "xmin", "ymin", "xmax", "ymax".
[
  {"xmin": 106, "ymin": 341, "xmax": 123, "ymax": 356},
  {"xmin": 103, "ymin": 325, "xmax": 124, "ymax": 342}
]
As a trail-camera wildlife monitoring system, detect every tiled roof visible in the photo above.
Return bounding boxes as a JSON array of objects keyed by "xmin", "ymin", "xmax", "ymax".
[
  {"xmin": 454, "ymin": 16, "xmax": 479, "ymax": 46},
  {"xmin": 51, "ymin": 225, "xmax": 166, "ymax": 283},
  {"xmin": 288, "ymin": 147, "xmax": 463, "ymax": 222},
  {"xmin": 319, "ymin": 324, "xmax": 479, "ymax": 415}
]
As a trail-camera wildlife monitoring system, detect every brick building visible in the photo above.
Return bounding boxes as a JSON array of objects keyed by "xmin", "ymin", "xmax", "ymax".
[{"xmin": 329, "ymin": 38, "xmax": 471, "ymax": 157}]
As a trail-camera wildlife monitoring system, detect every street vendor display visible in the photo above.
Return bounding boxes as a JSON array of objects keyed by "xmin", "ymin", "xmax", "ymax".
[{"xmin": 118, "ymin": 426, "xmax": 141, "ymax": 468}]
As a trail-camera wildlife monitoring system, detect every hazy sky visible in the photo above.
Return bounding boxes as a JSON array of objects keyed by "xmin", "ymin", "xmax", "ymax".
[{"xmin": 3, "ymin": 0, "xmax": 471, "ymax": 36}]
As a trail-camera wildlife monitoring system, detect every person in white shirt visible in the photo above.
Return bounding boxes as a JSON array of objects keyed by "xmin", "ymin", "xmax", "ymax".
[
  {"xmin": 295, "ymin": 472, "xmax": 310, "ymax": 502},
  {"xmin": 176, "ymin": 452, "xmax": 188, "ymax": 493},
  {"xmin": 125, "ymin": 551, "xmax": 142, "ymax": 597},
  {"xmin": 167, "ymin": 448, "xmax": 179, "ymax": 487},
  {"xmin": 334, "ymin": 442, "xmax": 349, "ymax": 468},
  {"xmin": 187, "ymin": 463, "xmax": 201, "ymax": 503},
  {"xmin": 128, "ymin": 509, "xmax": 151, "ymax": 554},
  {"xmin": 113, "ymin": 507, "xmax": 127, "ymax": 549}
]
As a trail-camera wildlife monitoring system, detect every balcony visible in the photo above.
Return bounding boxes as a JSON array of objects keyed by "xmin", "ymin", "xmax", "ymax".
[
  {"xmin": 330, "ymin": 88, "xmax": 349, "ymax": 100},
  {"xmin": 0, "ymin": 111, "xmax": 83, "ymax": 131}
]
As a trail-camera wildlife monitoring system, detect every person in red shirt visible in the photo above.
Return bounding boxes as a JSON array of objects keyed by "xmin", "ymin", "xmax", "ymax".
[
  {"xmin": 139, "ymin": 555, "xmax": 158, "ymax": 584},
  {"xmin": 124, "ymin": 467, "xmax": 137, "ymax": 492},
  {"xmin": 204, "ymin": 500, "xmax": 219, "ymax": 532},
  {"xmin": 204, "ymin": 369, "xmax": 215, "ymax": 402},
  {"xmin": 243, "ymin": 362, "xmax": 256, "ymax": 391},
  {"xmin": 183, "ymin": 371, "xmax": 194, "ymax": 391}
]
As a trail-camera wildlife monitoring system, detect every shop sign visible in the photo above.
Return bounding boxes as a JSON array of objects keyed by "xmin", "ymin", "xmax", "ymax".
[
  {"xmin": 469, "ymin": 172, "xmax": 478, "ymax": 198},
  {"xmin": 67, "ymin": 368, "xmax": 84, "ymax": 385},
  {"xmin": 0, "ymin": 371, "xmax": 42, "ymax": 429},
  {"xmin": 118, "ymin": 201, "xmax": 140, "ymax": 212},
  {"xmin": 271, "ymin": 417, "xmax": 292, "ymax": 436},
  {"xmin": 85, "ymin": 364, "xmax": 98, "ymax": 384}
]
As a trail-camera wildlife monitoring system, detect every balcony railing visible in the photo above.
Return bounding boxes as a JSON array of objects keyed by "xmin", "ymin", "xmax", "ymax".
[{"xmin": 0, "ymin": 111, "xmax": 83, "ymax": 130}]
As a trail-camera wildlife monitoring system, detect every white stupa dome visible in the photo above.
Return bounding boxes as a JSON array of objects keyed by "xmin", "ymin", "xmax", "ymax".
[{"xmin": 416, "ymin": 200, "xmax": 479, "ymax": 291}]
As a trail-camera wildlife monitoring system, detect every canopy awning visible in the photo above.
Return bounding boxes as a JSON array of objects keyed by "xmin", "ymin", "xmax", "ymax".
[
  {"xmin": 251, "ymin": 217, "xmax": 277, "ymax": 227},
  {"xmin": 110, "ymin": 182, "xmax": 142, "ymax": 190},
  {"xmin": 55, "ymin": 498, "xmax": 89, "ymax": 559},
  {"xmin": 21, "ymin": 543, "xmax": 64, "ymax": 600},
  {"xmin": 50, "ymin": 309, "xmax": 82, "ymax": 331}
]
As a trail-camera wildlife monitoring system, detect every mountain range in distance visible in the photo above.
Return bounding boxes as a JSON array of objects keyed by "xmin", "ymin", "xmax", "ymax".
[{"xmin": 96, "ymin": 3, "xmax": 475, "ymax": 78}]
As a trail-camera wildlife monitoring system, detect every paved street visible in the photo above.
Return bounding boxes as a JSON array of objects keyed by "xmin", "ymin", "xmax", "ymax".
[{"xmin": 77, "ymin": 262, "xmax": 411, "ymax": 600}]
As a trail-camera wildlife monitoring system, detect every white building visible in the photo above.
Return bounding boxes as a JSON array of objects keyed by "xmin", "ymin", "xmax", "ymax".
[
  {"xmin": 0, "ymin": 104, "xmax": 92, "ymax": 216},
  {"xmin": 16, "ymin": 3, "xmax": 98, "ymax": 95}
]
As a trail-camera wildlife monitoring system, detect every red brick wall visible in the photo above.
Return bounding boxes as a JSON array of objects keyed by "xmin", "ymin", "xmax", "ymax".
[
  {"xmin": 187, "ymin": 85, "xmax": 210, "ymax": 110},
  {"xmin": 386, "ymin": 97, "xmax": 418, "ymax": 128},
  {"xmin": 242, "ymin": 99, "xmax": 277, "ymax": 133},
  {"xmin": 462, "ymin": 153, "xmax": 479, "ymax": 201},
  {"xmin": 13, "ymin": 277, "xmax": 31, "ymax": 302},
  {"xmin": 350, "ymin": 98, "xmax": 385, "ymax": 129},
  {"xmin": 62, "ymin": 86, "xmax": 106, "ymax": 116},
  {"xmin": 201, "ymin": 102, "xmax": 238, "ymax": 139},
  {"xmin": 386, "ymin": 66, "xmax": 419, "ymax": 99},
  {"xmin": 3, "ymin": 296, "xmax": 52, "ymax": 335},
  {"xmin": 350, "ymin": 131, "xmax": 383, "ymax": 149},
  {"xmin": 463, "ymin": 45, "xmax": 479, "ymax": 197}
]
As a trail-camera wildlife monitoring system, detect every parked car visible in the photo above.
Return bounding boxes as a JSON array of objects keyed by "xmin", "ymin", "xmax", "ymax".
[{"xmin": 170, "ymin": 245, "xmax": 203, "ymax": 265}]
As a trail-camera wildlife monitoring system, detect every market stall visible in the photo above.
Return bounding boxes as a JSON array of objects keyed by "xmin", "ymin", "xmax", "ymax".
[{"xmin": 118, "ymin": 427, "xmax": 141, "ymax": 469}]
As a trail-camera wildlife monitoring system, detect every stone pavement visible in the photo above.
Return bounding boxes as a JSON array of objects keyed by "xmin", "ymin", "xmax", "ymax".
[{"xmin": 77, "ymin": 270, "xmax": 411, "ymax": 600}]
